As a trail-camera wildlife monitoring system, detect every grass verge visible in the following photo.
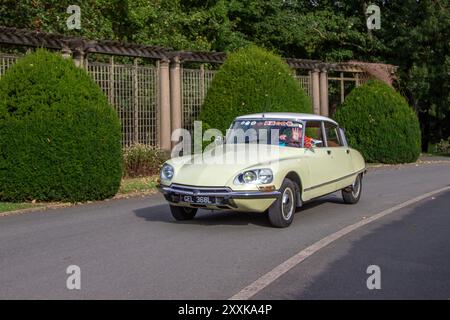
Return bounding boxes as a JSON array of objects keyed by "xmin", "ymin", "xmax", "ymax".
[
  {"xmin": 0, "ymin": 175, "xmax": 160, "ymax": 215},
  {"xmin": 0, "ymin": 202, "xmax": 40, "ymax": 213},
  {"xmin": 118, "ymin": 175, "xmax": 159, "ymax": 194}
]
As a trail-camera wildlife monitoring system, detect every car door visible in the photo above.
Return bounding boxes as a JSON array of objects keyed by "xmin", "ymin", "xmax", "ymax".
[
  {"xmin": 322, "ymin": 121, "xmax": 355, "ymax": 189},
  {"xmin": 302, "ymin": 120, "xmax": 337, "ymax": 199}
]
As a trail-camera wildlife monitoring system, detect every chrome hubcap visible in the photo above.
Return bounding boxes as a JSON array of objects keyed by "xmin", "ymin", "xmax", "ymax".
[{"xmin": 281, "ymin": 188, "xmax": 294, "ymax": 220}]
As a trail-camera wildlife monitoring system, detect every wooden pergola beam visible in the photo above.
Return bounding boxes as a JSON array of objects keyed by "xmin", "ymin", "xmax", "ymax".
[
  {"xmin": 0, "ymin": 26, "xmax": 397, "ymax": 82},
  {"xmin": 0, "ymin": 27, "xmax": 395, "ymax": 73},
  {"xmin": 0, "ymin": 27, "xmax": 170, "ymax": 60}
]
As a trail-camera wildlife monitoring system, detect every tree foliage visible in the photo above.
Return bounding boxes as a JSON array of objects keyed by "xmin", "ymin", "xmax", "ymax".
[{"xmin": 0, "ymin": 0, "xmax": 448, "ymax": 149}]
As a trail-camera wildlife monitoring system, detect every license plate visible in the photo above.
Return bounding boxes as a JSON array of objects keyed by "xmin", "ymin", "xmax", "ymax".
[{"xmin": 182, "ymin": 195, "xmax": 215, "ymax": 204}]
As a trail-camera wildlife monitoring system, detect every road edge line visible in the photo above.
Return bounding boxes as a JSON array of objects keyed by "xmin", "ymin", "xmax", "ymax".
[{"xmin": 229, "ymin": 185, "xmax": 450, "ymax": 300}]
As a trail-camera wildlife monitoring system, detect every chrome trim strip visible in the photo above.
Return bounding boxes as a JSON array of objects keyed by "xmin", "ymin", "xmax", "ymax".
[
  {"xmin": 170, "ymin": 184, "xmax": 232, "ymax": 191},
  {"xmin": 159, "ymin": 185, "xmax": 281, "ymax": 199},
  {"xmin": 303, "ymin": 168, "xmax": 366, "ymax": 192}
]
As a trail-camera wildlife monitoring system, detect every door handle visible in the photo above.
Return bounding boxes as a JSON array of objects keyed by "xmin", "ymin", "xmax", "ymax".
[
  {"xmin": 327, "ymin": 150, "xmax": 332, "ymax": 155},
  {"xmin": 346, "ymin": 149, "xmax": 350, "ymax": 154}
]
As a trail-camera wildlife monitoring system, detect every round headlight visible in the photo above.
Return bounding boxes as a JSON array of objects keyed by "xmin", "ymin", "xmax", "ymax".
[
  {"xmin": 242, "ymin": 171, "xmax": 257, "ymax": 183},
  {"xmin": 161, "ymin": 163, "xmax": 174, "ymax": 180},
  {"xmin": 258, "ymin": 169, "xmax": 273, "ymax": 184}
]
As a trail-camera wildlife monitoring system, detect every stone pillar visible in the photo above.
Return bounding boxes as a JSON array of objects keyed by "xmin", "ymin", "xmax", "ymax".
[
  {"xmin": 61, "ymin": 46, "xmax": 72, "ymax": 59},
  {"xmin": 311, "ymin": 69, "xmax": 321, "ymax": 115},
  {"xmin": 72, "ymin": 49, "xmax": 84, "ymax": 68},
  {"xmin": 319, "ymin": 70, "xmax": 329, "ymax": 117},
  {"xmin": 170, "ymin": 56, "xmax": 182, "ymax": 147},
  {"xmin": 159, "ymin": 58, "xmax": 172, "ymax": 152}
]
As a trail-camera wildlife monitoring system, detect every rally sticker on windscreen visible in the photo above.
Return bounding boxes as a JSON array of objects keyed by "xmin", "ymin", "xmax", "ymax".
[
  {"xmin": 263, "ymin": 120, "xmax": 302, "ymax": 127},
  {"xmin": 239, "ymin": 120, "xmax": 302, "ymax": 128}
]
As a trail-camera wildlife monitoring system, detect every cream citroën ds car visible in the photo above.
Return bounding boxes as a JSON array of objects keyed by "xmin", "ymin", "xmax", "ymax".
[{"xmin": 158, "ymin": 113, "xmax": 366, "ymax": 228}]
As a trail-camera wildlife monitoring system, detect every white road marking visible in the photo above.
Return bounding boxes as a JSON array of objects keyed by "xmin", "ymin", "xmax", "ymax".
[{"xmin": 229, "ymin": 185, "xmax": 450, "ymax": 300}]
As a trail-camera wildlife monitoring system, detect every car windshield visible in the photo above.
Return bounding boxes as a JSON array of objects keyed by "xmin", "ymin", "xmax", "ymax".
[{"xmin": 226, "ymin": 119, "xmax": 305, "ymax": 148}]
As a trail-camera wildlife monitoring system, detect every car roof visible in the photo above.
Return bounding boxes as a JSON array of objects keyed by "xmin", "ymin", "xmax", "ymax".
[{"xmin": 235, "ymin": 112, "xmax": 338, "ymax": 125}]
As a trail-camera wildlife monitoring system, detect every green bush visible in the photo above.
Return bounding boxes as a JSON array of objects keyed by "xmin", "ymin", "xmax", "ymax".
[
  {"xmin": 123, "ymin": 143, "xmax": 168, "ymax": 178},
  {"xmin": 435, "ymin": 138, "xmax": 450, "ymax": 154},
  {"xmin": 334, "ymin": 80, "xmax": 421, "ymax": 163},
  {"xmin": 200, "ymin": 46, "xmax": 312, "ymax": 134},
  {"xmin": 0, "ymin": 49, "xmax": 122, "ymax": 202}
]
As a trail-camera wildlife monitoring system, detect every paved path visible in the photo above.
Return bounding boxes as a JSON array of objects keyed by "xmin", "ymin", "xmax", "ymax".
[{"xmin": 0, "ymin": 162, "xmax": 449, "ymax": 299}]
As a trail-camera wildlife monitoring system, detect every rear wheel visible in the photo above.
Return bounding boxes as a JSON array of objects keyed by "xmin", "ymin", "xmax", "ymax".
[
  {"xmin": 268, "ymin": 178, "xmax": 297, "ymax": 228},
  {"xmin": 170, "ymin": 205, "xmax": 198, "ymax": 220},
  {"xmin": 342, "ymin": 173, "xmax": 362, "ymax": 204}
]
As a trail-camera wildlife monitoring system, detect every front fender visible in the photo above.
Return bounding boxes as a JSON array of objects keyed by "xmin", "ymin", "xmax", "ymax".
[{"xmin": 231, "ymin": 157, "xmax": 310, "ymax": 194}]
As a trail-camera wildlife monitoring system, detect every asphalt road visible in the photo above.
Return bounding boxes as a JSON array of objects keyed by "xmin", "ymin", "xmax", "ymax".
[
  {"xmin": 253, "ymin": 188, "xmax": 450, "ymax": 299},
  {"xmin": 0, "ymin": 162, "xmax": 449, "ymax": 299}
]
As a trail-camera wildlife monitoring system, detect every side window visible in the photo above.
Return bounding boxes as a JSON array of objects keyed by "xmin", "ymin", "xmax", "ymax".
[
  {"xmin": 304, "ymin": 121, "xmax": 324, "ymax": 148},
  {"xmin": 324, "ymin": 122, "xmax": 343, "ymax": 147}
]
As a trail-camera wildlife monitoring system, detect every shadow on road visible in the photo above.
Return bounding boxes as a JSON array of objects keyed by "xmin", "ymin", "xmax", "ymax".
[
  {"xmin": 133, "ymin": 195, "xmax": 344, "ymax": 228},
  {"xmin": 134, "ymin": 204, "xmax": 272, "ymax": 227}
]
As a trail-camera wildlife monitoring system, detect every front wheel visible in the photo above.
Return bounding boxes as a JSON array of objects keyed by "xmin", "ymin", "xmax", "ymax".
[
  {"xmin": 268, "ymin": 178, "xmax": 297, "ymax": 228},
  {"xmin": 170, "ymin": 205, "xmax": 198, "ymax": 221},
  {"xmin": 342, "ymin": 173, "xmax": 362, "ymax": 204}
]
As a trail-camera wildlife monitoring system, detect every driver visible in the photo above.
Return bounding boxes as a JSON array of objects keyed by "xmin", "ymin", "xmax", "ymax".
[{"xmin": 279, "ymin": 127, "xmax": 313, "ymax": 148}]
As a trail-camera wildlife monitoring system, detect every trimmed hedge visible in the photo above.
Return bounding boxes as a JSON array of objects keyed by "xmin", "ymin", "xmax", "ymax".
[
  {"xmin": 200, "ymin": 46, "xmax": 312, "ymax": 133},
  {"xmin": 0, "ymin": 49, "xmax": 122, "ymax": 202},
  {"xmin": 334, "ymin": 80, "xmax": 421, "ymax": 163}
]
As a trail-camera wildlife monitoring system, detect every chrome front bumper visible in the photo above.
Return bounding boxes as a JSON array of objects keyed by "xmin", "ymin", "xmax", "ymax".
[{"xmin": 158, "ymin": 184, "xmax": 280, "ymax": 209}]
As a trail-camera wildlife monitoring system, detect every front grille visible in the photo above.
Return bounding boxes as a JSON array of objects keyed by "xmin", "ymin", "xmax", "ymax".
[{"xmin": 170, "ymin": 184, "xmax": 232, "ymax": 194}]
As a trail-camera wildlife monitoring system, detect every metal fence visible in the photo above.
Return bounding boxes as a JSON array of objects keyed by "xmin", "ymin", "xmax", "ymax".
[
  {"xmin": 181, "ymin": 68, "xmax": 215, "ymax": 132},
  {"xmin": 296, "ymin": 75, "xmax": 312, "ymax": 101},
  {"xmin": 87, "ymin": 60, "xmax": 159, "ymax": 147},
  {"xmin": 0, "ymin": 52, "xmax": 369, "ymax": 147},
  {"xmin": 0, "ymin": 54, "xmax": 20, "ymax": 75},
  {"xmin": 0, "ymin": 53, "xmax": 316, "ymax": 143},
  {"xmin": 0, "ymin": 53, "xmax": 159, "ymax": 147}
]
